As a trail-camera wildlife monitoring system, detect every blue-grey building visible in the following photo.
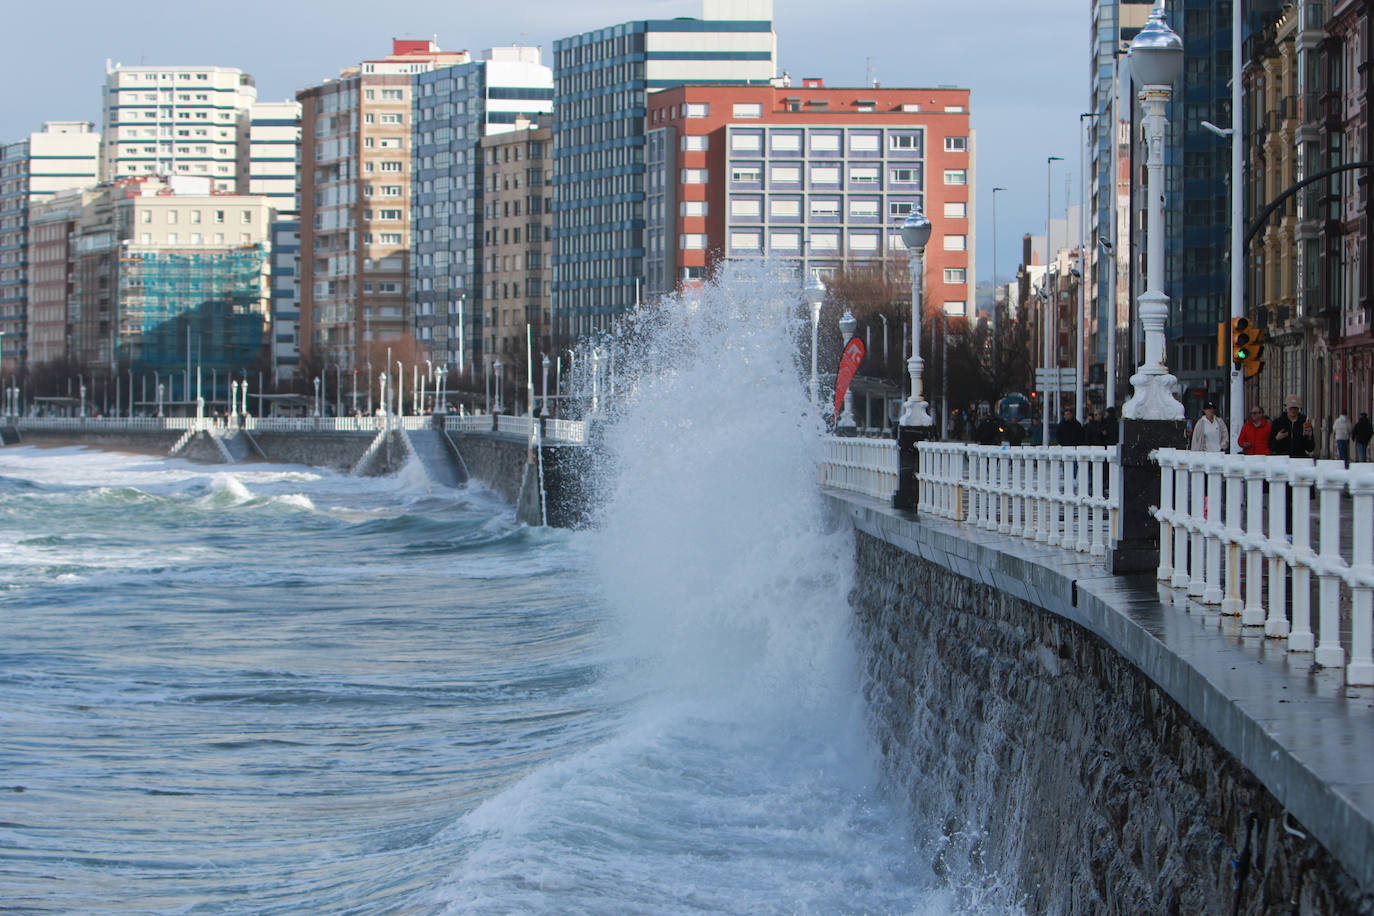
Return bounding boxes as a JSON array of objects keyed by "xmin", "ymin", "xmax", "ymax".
[
  {"xmin": 551, "ymin": 0, "xmax": 777, "ymax": 342},
  {"xmin": 412, "ymin": 47, "xmax": 552, "ymax": 375},
  {"xmin": 269, "ymin": 217, "xmax": 300, "ymax": 386}
]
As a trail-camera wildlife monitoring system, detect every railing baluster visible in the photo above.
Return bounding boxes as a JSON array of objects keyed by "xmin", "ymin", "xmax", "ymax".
[
  {"xmin": 1222, "ymin": 462, "xmax": 1244, "ymax": 615},
  {"xmin": 1289, "ymin": 464, "xmax": 1316, "ymax": 652},
  {"xmin": 1349, "ymin": 471, "xmax": 1374, "ymax": 687},
  {"xmin": 1203, "ymin": 455, "xmax": 1223, "ymax": 604},
  {"xmin": 1187, "ymin": 459, "xmax": 1206, "ymax": 597},
  {"xmin": 1315, "ymin": 462, "xmax": 1346, "ymax": 670},
  {"xmin": 1263, "ymin": 461, "xmax": 1290, "ymax": 632},
  {"xmin": 1172, "ymin": 458, "xmax": 1192, "ymax": 590}
]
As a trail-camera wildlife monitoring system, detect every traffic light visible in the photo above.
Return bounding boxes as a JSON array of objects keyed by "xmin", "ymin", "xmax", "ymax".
[
  {"xmin": 1230, "ymin": 316, "xmax": 1265, "ymax": 378},
  {"xmin": 1216, "ymin": 321, "xmax": 1228, "ymax": 368}
]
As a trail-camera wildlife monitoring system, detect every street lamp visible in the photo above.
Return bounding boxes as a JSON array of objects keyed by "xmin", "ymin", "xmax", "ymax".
[
  {"xmin": 991, "ymin": 186, "xmax": 1006, "ymax": 393},
  {"xmin": 804, "ymin": 270, "xmax": 826, "ymax": 415},
  {"xmin": 313, "ymin": 376, "xmax": 321, "ymax": 417},
  {"xmin": 893, "ymin": 209, "xmax": 933, "ymax": 511},
  {"xmin": 837, "ymin": 309, "xmax": 860, "ymax": 433},
  {"xmin": 541, "ymin": 354, "xmax": 551, "ymax": 418},
  {"xmin": 493, "ymin": 360, "xmax": 504, "ymax": 414},
  {"xmin": 1044, "ymin": 155, "xmax": 1063, "ymax": 444},
  {"xmin": 1122, "ymin": 1, "xmax": 1185, "ymax": 421}
]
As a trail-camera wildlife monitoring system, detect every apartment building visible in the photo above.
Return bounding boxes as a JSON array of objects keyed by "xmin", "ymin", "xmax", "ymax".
[
  {"xmin": 0, "ymin": 122, "xmax": 101, "ymax": 370},
  {"xmin": 411, "ymin": 46, "xmax": 553, "ymax": 372},
  {"xmin": 642, "ymin": 82, "xmax": 974, "ymax": 316},
  {"xmin": 102, "ymin": 63, "xmax": 257, "ymax": 190},
  {"xmin": 26, "ymin": 188, "xmax": 97, "ymax": 366},
  {"xmin": 243, "ymin": 101, "xmax": 302, "ymax": 214},
  {"xmin": 269, "ymin": 218, "xmax": 301, "ymax": 385},
  {"xmin": 551, "ymin": 0, "xmax": 777, "ymax": 343},
  {"xmin": 297, "ymin": 39, "xmax": 467, "ymax": 372},
  {"xmin": 480, "ymin": 116, "xmax": 554, "ymax": 385}
]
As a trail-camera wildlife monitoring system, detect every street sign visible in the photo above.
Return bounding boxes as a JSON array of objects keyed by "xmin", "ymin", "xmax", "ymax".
[{"xmin": 1034, "ymin": 368, "xmax": 1077, "ymax": 392}]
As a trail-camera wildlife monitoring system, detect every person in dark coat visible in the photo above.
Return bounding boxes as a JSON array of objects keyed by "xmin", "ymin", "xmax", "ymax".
[
  {"xmin": 1084, "ymin": 408, "xmax": 1105, "ymax": 446},
  {"xmin": 1101, "ymin": 406, "xmax": 1120, "ymax": 446},
  {"xmin": 1056, "ymin": 406, "xmax": 1084, "ymax": 447},
  {"xmin": 1269, "ymin": 395, "xmax": 1316, "ymax": 458},
  {"xmin": 1354, "ymin": 412, "xmax": 1373, "ymax": 463}
]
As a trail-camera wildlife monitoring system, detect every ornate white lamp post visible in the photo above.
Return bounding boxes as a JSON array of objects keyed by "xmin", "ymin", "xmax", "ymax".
[
  {"xmin": 313, "ymin": 376, "xmax": 321, "ymax": 417},
  {"xmin": 836, "ymin": 309, "xmax": 859, "ymax": 434},
  {"xmin": 493, "ymin": 360, "xmax": 504, "ymax": 414},
  {"xmin": 1122, "ymin": 1, "xmax": 1185, "ymax": 421},
  {"xmin": 804, "ymin": 270, "xmax": 825, "ymax": 415},
  {"xmin": 541, "ymin": 354, "xmax": 551, "ymax": 418},
  {"xmin": 1108, "ymin": 1, "xmax": 1189, "ymax": 575},
  {"xmin": 892, "ymin": 210, "xmax": 933, "ymax": 509}
]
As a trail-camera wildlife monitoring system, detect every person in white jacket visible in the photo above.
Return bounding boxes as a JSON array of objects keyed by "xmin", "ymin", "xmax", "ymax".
[
  {"xmin": 1190, "ymin": 401, "xmax": 1228, "ymax": 452},
  {"xmin": 1333, "ymin": 412, "xmax": 1351, "ymax": 465}
]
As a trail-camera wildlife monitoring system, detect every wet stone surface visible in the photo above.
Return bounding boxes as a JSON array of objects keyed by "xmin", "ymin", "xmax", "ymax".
[{"xmin": 853, "ymin": 530, "xmax": 1373, "ymax": 915}]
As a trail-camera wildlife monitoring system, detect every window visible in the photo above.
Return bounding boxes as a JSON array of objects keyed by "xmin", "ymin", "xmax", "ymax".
[
  {"xmin": 944, "ymin": 105, "xmax": 965, "ymax": 113},
  {"xmin": 943, "ymin": 201, "xmax": 967, "ymax": 219},
  {"xmin": 890, "ymin": 167, "xmax": 920, "ymax": 184},
  {"xmin": 770, "ymin": 165, "xmax": 801, "ymax": 183},
  {"xmin": 849, "ymin": 133, "xmax": 880, "ymax": 152},
  {"xmin": 380, "ymin": 113, "xmax": 403, "ymax": 124},
  {"xmin": 190, "ymin": 210, "xmax": 201, "ymax": 224},
  {"xmin": 850, "ymin": 199, "xmax": 880, "ymax": 218},
  {"xmin": 944, "ymin": 136, "xmax": 968, "ymax": 152},
  {"xmin": 241, "ymin": 210, "xmax": 252, "ymax": 224},
  {"xmin": 167, "ymin": 232, "xmax": 178, "ymax": 244},
  {"xmin": 733, "ymin": 102, "xmax": 762, "ymax": 118},
  {"xmin": 890, "ymin": 133, "xmax": 920, "ymax": 150},
  {"xmin": 685, "ymin": 102, "xmax": 709, "ymax": 118},
  {"xmin": 943, "ymin": 169, "xmax": 967, "ymax": 186},
  {"xmin": 682, "ymin": 168, "xmax": 708, "ymax": 184},
  {"xmin": 770, "ymin": 231, "xmax": 800, "ymax": 251},
  {"xmin": 810, "ymin": 232, "xmax": 839, "ymax": 250},
  {"xmin": 810, "ymin": 165, "xmax": 842, "ymax": 186},
  {"xmin": 379, "ymin": 209, "xmax": 402, "ymax": 220},
  {"xmin": 770, "ymin": 198, "xmax": 800, "ymax": 218},
  {"xmin": 140, "ymin": 210, "xmax": 152, "ymax": 223},
  {"xmin": 849, "ymin": 166, "xmax": 879, "ymax": 184},
  {"xmin": 731, "ymin": 166, "xmax": 761, "ymax": 183},
  {"xmin": 770, "ymin": 132, "xmax": 801, "ymax": 152},
  {"xmin": 850, "ymin": 233, "xmax": 878, "ymax": 251},
  {"xmin": 379, "ymin": 232, "xmax": 402, "ymax": 244},
  {"xmin": 380, "ymin": 161, "xmax": 402, "ymax": 172},
  {"xmin": 381, "ymin": 185, "xmax": 402, "ymax": 196},
  {"xmin": 190, "ymin": 232, "xmax": 203, "ymax": 244},
  {"xmin": 681, "ymin": 200, "xmax": 707, "ymax": 217},
  {"xmin": 680, "ymin": 234, "xmax": 706, "ymax": 249},
  {"xmin": 731, "ymin": 132, "xmax": 762, "ymax": 152},
  {"xmin": 943, "ymin": 268, "xmax": 967, "ymax": 283},
  {"xmin": 729, "ymin": 230, "xmax": 762, "ymax": 251},
  {"xmin": 381, "ymin": 89, "xmax": 404, "ymax": 100},
  {"xmin": 682, "ymin": 135, "xmax": 708, "ymax": 151},
  {"xmin": 888, "ymin": 201, "xmax": 915, "ymax": 218},
  {"xmin": 943, "ymin": 234, "xmax": 967, "ymax": 251},
  {"xmin": 943, "ymin": 301, "xmax": 968, "ymax": 315},
  {"xmin": 809, "ymin": 199, "xmax": 840, "ymax": 218},
  {"xmin": 214, "ymin": 210, "xmax": 225, "ymax": 223},
  {"xmin": 730, "ymin": 197, "xmax": 761, "ymax": 218},
  {"xmin": 167, "ymin": 209, "xmax": 179, "ymax": 224},
  {"xmin": 811, "ymin": 133, "xmax": 841, "ymax": 152}
]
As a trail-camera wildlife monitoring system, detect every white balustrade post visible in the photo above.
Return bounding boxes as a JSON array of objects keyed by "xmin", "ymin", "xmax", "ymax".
[
  {"xmin": 1243, "ymin": 465, "xmax": 1266, "ymax": 623},
  {"xmin": 1348, "ymin": 471, "xmax": 1374, "ymax": 686},
  {"xmin": 1157, "ymin": 455, "xmax": 1176, "ymax": 582},
  {"xmin": 1076, "ymin": 449, "xmax": 1091, "ymax": 553},
  {"xmin": 998, "ymin": 449, "xmax": 1012, "ymax": 535},
  {"xmin": 1263, "ymin": 461, "xmax": 1290, "ymax": 632},
  {"xmin": 1315, "ymin": 463, "xmax": 1346, "ymax": 669},
  {"xmin": 1090, "ymin": 449, "xmax": 1107, "ymax": 557},
  {"xmin": 1203, "ymin": 456, "xmax": 1223, "ymax": 604},
  {"xmin": 1289, "ymin": 464, "xmax": 1316, "ymax": 651},
  {"xmin": 1034, "ymin": 449, "xmax": 1049, "ymax": 543},
  {"xmin": 1221, "ymin": 462, "xmax": 1245, "ymax": 615},
  {"xmin": 1172, "ymin": 458, "xmax": 1192, "ymax": 590},
  {"xmin": 1188, "ymin": 459, "xmax": 1207, "ymax": 597}
]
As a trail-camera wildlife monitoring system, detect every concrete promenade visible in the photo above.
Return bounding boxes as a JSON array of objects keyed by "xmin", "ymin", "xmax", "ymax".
[{"xmin": 825, "ymin": 484, "xmax": 1374, "ymax": 901}]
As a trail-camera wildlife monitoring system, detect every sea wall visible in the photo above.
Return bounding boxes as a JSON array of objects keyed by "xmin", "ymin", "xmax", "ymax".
[
  {"xmin": 450, "ymin": 433, "xmax": 589, "ymax": 527},
  {"xmin": 248, "ymin": 431, "xmax": 381, "ymax": 472},
  {"xmin": 9, "ymin": 427, "xmax": 181, "ymax": 455},
  {"xmin": 832, "ymin": 493, "xmax": 1374, "ymax": 914}
]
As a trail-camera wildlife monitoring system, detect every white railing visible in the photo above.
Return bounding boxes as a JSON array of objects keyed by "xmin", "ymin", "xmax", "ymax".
[
  {"xmin": 442, "ymin": 414, "xmax": 589, "ymax": 445},
  {"xmin": 496, "ymin": 416, "xmax": 534, "ymax": 439},
  {"xmin": 444, "ymin": 415, "xmax": 495, "ymax": 435},
  {"xmin": 917, "ymin": 443, "xmax": 1120, "ymax": 558},
  {"xmin": 1153, "ymin": 449, "xmax": 1374, "ymax": 686},
  {"xmin": 819, "ymin": 436, "xmax": 899, "ymax": 500},
  {"xmin": 245, "ymin": 416, "xmax": 383, "ymax": 433},
  {"xmin": 544, "ymin": 418, "xmax": 588, "ymax": 445}
]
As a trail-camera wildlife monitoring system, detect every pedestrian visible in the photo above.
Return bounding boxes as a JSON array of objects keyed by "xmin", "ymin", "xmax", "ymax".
[
  {"xmin": 1189, "ymin": 401, "xmax": 1228, "ymax": 452},
  {"xmin": 1236, "ymin": 406, "xmax": 1272, "ymax": 456},
  {"xmin": 1084, "ymin": 408, "xmax": 1105, "ymax": 446},
  {"xmin": 1101, "ymin": 406, "xmax": 1120, "ymax": 446},
  {"xmin": 1333, "ymin": 411, "xmax": 1352, "ymax": 466},
  {"xmin": 1269, "ymin": 395, "xmax": 1316, "ymax": 458},
  {"xmin": 1354, "ymin": 412, "xmax": 1372, "ymax": 463},
  {"xmin": 1056, "ymin": 406, "xmax": 1084, "ymax": 447}
]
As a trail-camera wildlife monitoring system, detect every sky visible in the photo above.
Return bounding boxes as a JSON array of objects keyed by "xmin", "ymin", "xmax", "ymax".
[{"xmin": 4, "ymin": 0, "xmax": 1085, "ymax": 287}]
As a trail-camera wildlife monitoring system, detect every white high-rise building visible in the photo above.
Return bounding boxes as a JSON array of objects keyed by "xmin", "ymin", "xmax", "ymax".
[
  {"xmin": 102, "ymin": 62, "xmax": 258, "ymax": 191},
  {"xmin": 0, "ymin": 121, "xmax": 100, "ymax": 370},
  {"xmin": 242, "ymin": 100, "xmax": 301, "ymax": 214}
]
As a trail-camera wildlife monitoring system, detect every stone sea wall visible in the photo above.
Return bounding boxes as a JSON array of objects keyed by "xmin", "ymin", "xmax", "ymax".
[{"xmin": 844, "ymin": 508, "xmax": 1373, "ymax": 914}]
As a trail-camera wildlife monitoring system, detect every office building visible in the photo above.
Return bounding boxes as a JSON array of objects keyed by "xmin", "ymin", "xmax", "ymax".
[
  {"xmin": 642, "ymin": 82, "xmax": 973, "ymax": 315},
  {"xmin": 552, "ymin": 0, "xmax": 777, "ymax": 342},
  {"xmin": 0, "ymin": 122, "xmax": 101, "ymax": 370},
  {"xmin": 412, "ymin": 46, "xmax": 553, "ymax": 373}
]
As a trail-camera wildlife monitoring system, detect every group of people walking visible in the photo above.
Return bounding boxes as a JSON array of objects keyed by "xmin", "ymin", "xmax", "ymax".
[
  {"xmin": 1054, "ymin": 406, "xmax": 1120, "ymax": 447},
  {"xmin": 1189, "ymin": 396, "xmax": 1373, "ymax": 464}
]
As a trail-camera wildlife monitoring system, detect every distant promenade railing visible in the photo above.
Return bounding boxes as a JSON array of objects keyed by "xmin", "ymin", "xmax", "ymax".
[
  {"xmin": 8, "ymin": 413, "xmax": 589, "ymax": 446},
  {"xmin": 818, "ymin": 437, "xmax": 899, "ymax": 500},
  {"xmin": 1153, "ymin": 449, "xmax": 1374, "ymax": 686}
]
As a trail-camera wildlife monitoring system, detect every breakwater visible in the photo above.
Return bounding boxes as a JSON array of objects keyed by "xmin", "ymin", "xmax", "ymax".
[{"xmin": 830, "ymin": 488, "xmax": 1374, "ymax": 914}]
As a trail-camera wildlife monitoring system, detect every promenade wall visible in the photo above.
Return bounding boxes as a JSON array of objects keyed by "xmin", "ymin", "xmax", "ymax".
[{"xmin": 830, "ymin": 490, "xmax": 1374, "ymax": 914}]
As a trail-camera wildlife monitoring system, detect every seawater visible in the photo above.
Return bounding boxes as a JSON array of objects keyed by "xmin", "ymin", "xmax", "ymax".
[{"xmin": 0, "ymin": 265, "xmax": 1017, "ymax": 914}]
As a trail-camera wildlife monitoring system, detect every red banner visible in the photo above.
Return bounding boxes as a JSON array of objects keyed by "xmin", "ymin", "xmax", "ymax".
[{"xmin": 833, "ymin": 337, "xmax": 866, "ymax": 421}]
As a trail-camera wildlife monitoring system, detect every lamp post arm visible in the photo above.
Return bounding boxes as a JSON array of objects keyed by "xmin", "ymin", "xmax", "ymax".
[{"xmin": 1244, "ymin": 161, "xmax": 1373, "ymax": 251}]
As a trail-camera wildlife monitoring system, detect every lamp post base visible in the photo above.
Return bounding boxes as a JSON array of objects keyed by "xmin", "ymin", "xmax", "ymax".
[
  {"xmin": 1106, "ymin": 417, "xmax": 1186, "ymax": 574},
  {"xmin": 892, "ymin": 423, "xmax": 934, "ymax": 511}
]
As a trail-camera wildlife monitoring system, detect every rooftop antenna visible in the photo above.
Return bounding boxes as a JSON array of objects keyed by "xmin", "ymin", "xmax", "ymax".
[{"xmin": 864, "ymin": 56, "xmax": 877, "ymax": 88}]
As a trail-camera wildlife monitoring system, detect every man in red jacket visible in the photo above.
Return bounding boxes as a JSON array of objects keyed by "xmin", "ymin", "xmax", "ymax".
[{"xmin": 1237, "ymin": 407, "xmax": 1272, "ymax": 455}]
